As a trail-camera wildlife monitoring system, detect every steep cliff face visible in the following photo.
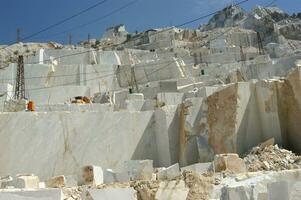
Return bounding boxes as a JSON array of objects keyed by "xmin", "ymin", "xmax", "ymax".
[
  {"xmin": 281, "ymin": 67, "xmax": 301, "ymax": 153},
  {"xmin": 203, "ymin": 65, "xmax": 301, "ymax": 157},
  {"xmin": 207, "ymin": 84, "xmax": 238, "ymax": 154},
  {"xmin": 200, "ymin": 5, "xmax": 247, "ymax": 31},
  {"xmin": 200, "ymin": 5, "xmax": 301, "ymax": 44}
]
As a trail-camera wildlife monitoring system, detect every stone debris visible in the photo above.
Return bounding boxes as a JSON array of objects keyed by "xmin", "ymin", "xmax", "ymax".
[
  {"xmin": 78, "ymin": 166, "xmax": 104, "ymax": 186},
  {"xmin": 157, "ymin": 163, "xmax": 181, "ymax": 180},
  {"xmin": 131, "ymin": 180, "xmax": 159, "ymax": 200},
  {"xmin": 244, "ymin": 145, "xmax": 301, "ymax": 172},
  {"xmin": 0, "ymin": 2, "xmax": 301, "ymax": 200},
  {"xmin": 155, "ymin": 180, "xmax": 189, "ymax": 200},
  {"xmin": 46, "ymin": 175, "xmax": 78, "ymax": 188},
  {"xmin": 103, "ymin": 169, "xmax": 130, "ymax": 184},
  {"xmin": 86, "ymin": 188, "xmax": 137, "ymax": 200},
  {"xmin": 181, "ymin": 162, "xmax": 212, "ymax": 175},
  {"xmin": 183, "ymin": 171, "xmax": 214, "ymax": 200},
  {"xmin": 9, "ymin": 174, "xmax": 40, "ymax": 189},
  {"xmin": 124, "ymin": 160, "xmax": 154, "ymax": 181},
  {"xmin": 214, "ymin": 154, "xmax": 247, "ymax": 173}
]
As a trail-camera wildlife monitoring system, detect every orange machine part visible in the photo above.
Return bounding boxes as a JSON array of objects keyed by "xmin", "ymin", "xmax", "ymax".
[{"xmin": 27, "ymin": 101, "xmax": 35, "ymax": 111}]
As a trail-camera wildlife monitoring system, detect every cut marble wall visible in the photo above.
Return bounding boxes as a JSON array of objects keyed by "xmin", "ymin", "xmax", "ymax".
[{"xmin": 0, "ymin": 110, "xmax": 158, "ymax": 180}]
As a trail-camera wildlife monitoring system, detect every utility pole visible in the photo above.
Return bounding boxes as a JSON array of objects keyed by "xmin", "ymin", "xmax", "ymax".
[
  {"xmin": 17, "ymin": 28, "xmax": 21, "ymax": 43},
  {"xmin": 68, "ymin": 34, "xmax": 72, "ymax": 45},
  {"xmin": 240, "ymin": 45, "xmax": 246, "ymax": 61},
  {"xmin": 88, "ymin": 33, "xmax": 91, "ymax": 43},
  {"xmin": 130, "ymin": 67, "xmax": 139, "ymax": 93},
  {"xmin": 14, "ymin": 55, "xmax": 25, "ymax": 100},
  {"xmin": 257, "ymin": 32, "xmax": 265, "ymax": 55}
]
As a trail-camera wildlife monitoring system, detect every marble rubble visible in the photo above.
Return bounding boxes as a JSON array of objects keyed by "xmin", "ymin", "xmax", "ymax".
[{"xmin": 0, "ymin": 4, "xmax": 300, "ymax": 200}]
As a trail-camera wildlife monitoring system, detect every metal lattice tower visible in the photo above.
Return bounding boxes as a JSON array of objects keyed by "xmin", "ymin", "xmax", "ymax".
[{"xmin": 14, "ymin": 55, "xmax": 25, "ymax": 100}]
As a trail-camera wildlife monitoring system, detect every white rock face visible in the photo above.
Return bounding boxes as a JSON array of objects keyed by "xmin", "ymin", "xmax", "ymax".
[
  {"xmin": 155, "ymin": 180, "xmax": 189, "ymax": 200},
  {"xmin": 181, "ymin": 162, "xmax": 212, "ymax": 174},
  {"xmin": 86, "ymin": 188, "xmax": 137, "ymax": 200},
  {"xmin": 0, "ymin": 3, "xmax": 300, "ymax": 199},
  {"xmin": 157, "ymin": 163, "xmax": 180, "ymax": 180},
  {"xmin": 8, "ymin": 175, "xmax": 40, "ymax": 189},
  {"xmin": 0, "ymin": 189, "xmax": 63, "ymax": 200},
  {"xmin": 78, "ymin": 166, "xmax": 103, "ymax": 186},
  {"xmin": 0, "ymin": 111, "xmax": 157, "ymax": 180},
  {"xmin": 124, "ymin": 160, "xmax": 154, "ymax": 181},
  {"xmin": 103, "ymin": 169, "xmax": 130, "ymax": 184}
]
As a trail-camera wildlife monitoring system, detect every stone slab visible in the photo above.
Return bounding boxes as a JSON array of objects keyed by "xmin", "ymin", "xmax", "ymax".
[
  {"xmin": 223, "ymin": 186, "xmax": 252, "ymax": 200},
  {"xmin": 157, "ymin": 163, "xmax": 180, "ymax": 180},
  {"xmin": 124, "ymin": 160, "xmax": 153, "ymax": 181},
  {"xmin": 79, "ymin": 166, "xmax": 103, "ymax": 186},
  {"xmin": 9, "ymin": 175, "xmax": 40, "ymax": 189},
  {"xmin": 0, "ymin": 189, "xmax": 63, "ymax": 200},
  {"xmin": 87, "ymin": 188, "xmax": 137, "ymax": 200},
  {"xmin": 181, "ymin": 162, "xmax": 212, "ymax": 174},
  {"xmin": 45, "ymin": 175, "xmax": 77, "ymax": 188},
  {"xmin": 267, "ymin": 181, "xmax": 289, "ymax": 200},
  {"xmin": 0, "ymin": 111, "xmax": 157, "ymax": 181},
  {"xmin": 103, "ymin": 169, "xmax": 130, "ymax": 184},
  {"xmin": 155, "ymin": 180, "xmax": 189, "ymax": 200}
]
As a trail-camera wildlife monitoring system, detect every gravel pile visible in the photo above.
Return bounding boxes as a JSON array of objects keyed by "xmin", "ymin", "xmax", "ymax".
[{"xmin": 244, "ymin": 144, "xmax": 301, "ymax": 172}]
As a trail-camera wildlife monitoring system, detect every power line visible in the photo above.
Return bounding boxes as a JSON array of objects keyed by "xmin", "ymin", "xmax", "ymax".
[
  {"xmin": 0, "ymin": 60, "xmax": 177, "ymax": 82},
  {"xmin": 20, "ymin": 0, "xmax": 109, "ymax": 42},
  {"xmin": 0, "ymin": 28, "xmax": 234, "ymax": 93},
  {"xmin": 1, "ymin": 0, "xmax": 109, "ymax": 50},
  {"xmin": 175, "ymin": 0, "xmax": 249, "ymax": 27},
  {"xmin": 42, "ymin": 0, "xmax": 139, "ymax": 40},
  {"xmin": 0, "ymin": 0, "xmax": 252, "ymax": 93},
  {"xmin": 265, "ymin": 0, "xmax": 278, "ymax": 7},
  {"xmin": 1, "ymin": 72, "xmax": 117, "ymax": 93},
  {"xmin": 23, "ymin": 0, "xmax": 250, "ymax": 66}
]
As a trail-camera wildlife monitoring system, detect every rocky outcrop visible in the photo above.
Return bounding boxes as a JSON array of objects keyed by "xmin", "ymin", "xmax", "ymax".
[
  {"xmin": 279, "ymin": 21, "xmax": 301, "ymax": 40},
  {"xmin": 200, "ymin": 5, "xmax": 247, "ymax": 31}
]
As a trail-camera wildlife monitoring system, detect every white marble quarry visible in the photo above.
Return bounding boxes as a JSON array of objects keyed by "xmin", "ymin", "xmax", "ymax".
[
  {"xmin": 86, "ymin": 188, "xmax": 137, "ymax": 200},
  {"xmin": 267, "ymin": 181, "xmax": 289, "ymax": 200},
  {"xmin": 157, "ymin": 163, "xmax": 181, "ymax": 180},
  {"xmin": 289, "ymin": 181, "xmax": 301, "ymax": 200},
  {"xmin": 45, "ymin": 175, "xmax": 77, "ymax": 188},
  {"xmin": 0, "ymin": 5, "xmax": 301, "ymax": 200},
  {"xmin": 103, "ymin": 169, "xmax": 130, "ymax": 184},
  {"xmin": 154, "ymin": 105, "xmax": 179, "ymax": 167},
  {"xmin": 78, "ymin": 165, "xmax": 103, "ymax": 186},
  {"xmin": 204, "ymin": 80, "xmax": 289, "ymax": 155},
  {"xmin": 0, "ymin": 189, "xmax": 63, "ymax": 200},
  {"xmin": 127, "ymin": 93, "xmax": 144, "ymax": 100},
  {"xmin": 0, "ymin": 111, "xmax": 158, "ymax": 180},
  {"xmin": 125, "ymin": 99, "xmax": 145, "ymax": 111},
  {"xmin": 155, "ymin": 180, "xmax": 189, "ymax": 200},
  {"xmin": 35, "ymin": 103, "xmax": 113, "ymax": 112},
  {"xmin": 181, "ymin": 162, "xmax": 212, "ymax": 174},
  {"xmin": 211, "ymin": 169, "xmax": 301, "ymax": 200},
  {"xmin": 3, "ymin": 99, "xmax": 27, "ymax": 112},
  {"xmin": 8, "ymin": 175, "xmax": 40, "ymax": 189},
  {"xmin": 222, "ymin": 186, "xmax": 253, "ymax": 200},
  {"xmin": 159, "ymin": 80, "xmax": 178, "ymax": 92},
  {"xmin": 28, "ymin": 86, "xmax": 91, "ymax": 105},
  {"xmin": 0, "ymin": 83, "xmax": 13, "ymax": 111},
  {"xmin": 157, "ymin": 92, "xmax": 185, "ymax": 105},
  {"xmin": 198, "ymin": 86, "xmax": 219, "ymax": 97},
  {"xmin": 124, "ymin": 160, "xmax": 153, "ymax": 181}
]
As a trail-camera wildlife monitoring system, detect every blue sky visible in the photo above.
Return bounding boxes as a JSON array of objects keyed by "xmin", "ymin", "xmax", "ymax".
[{"xmin": 0, "ymin": 0, "xmax": 299, "ymax": 44}]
